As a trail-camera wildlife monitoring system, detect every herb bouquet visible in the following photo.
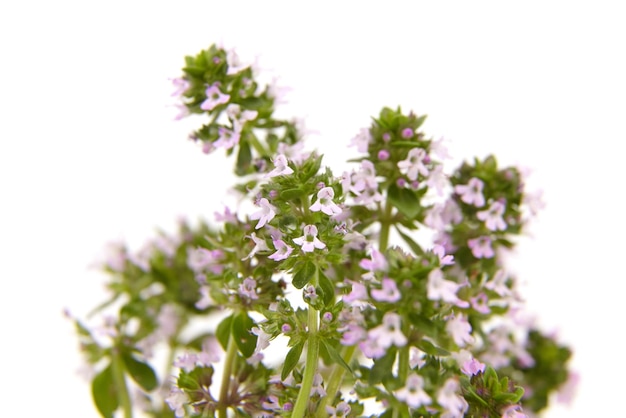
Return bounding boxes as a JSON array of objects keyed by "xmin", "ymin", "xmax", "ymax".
[{"xmin": 70, "ymin": 44, "xmax": 575, "ymax": 418}]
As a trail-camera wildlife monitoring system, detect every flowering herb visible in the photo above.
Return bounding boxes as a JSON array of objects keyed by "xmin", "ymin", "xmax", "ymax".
[{"xmin": 70, "ymin": 44, "xmax": 575, "ymax": 418}]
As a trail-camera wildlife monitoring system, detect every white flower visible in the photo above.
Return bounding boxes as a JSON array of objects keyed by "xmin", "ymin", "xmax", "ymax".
[
  {"xmin": 250, "ymin": 198, "xmax": 277, "ymax": 229},
  {"xmin": 293, "ymin": 224, "xmax": 326, "ymax": 252},
  {"xmin": 395, "ymin": 373, "xmax": 432, "ymax": 408},
  {"xmin": 398, "ymin": 148, "xmax": 429, "ymax": 180},
  {"xmin": 310, "ymin": 187, "xmax": 342, "ymax": 216}
]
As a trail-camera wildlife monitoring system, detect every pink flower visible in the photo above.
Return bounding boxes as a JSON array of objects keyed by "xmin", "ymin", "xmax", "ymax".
[
  {"xmin": 238, "ymin": 278, "xmax": 259, "ymax": 300},
  {"xmin": 432, "ymin": 244, "xmax": 455, "ymax": 266},
  {"xmin": 250, "ymin": 198, "xmax": 277, "ymax": 229},
  {"xmin": 427, "ymin": 268, "xmax": 469, "ymax": 308},
  {"xmin": 326, "ymin": 401, "xmax": 351, "ymax": 418},
  {"xmin": 501, "ymin": 405, "xmax": 528, "ymax": 418},
  {"xmin": 366, "ymin": 312, "xmax": 407, "ymax": 350},
  {"xmin": 359, "ymin": 247, "xmax": 388, "ymax": 280},
  {"xmin": 395, "ymin": 373, "xmax": 432, "ymax": 408},
  {"xmin": 461, "ymin": 357, "xmax": 486, "ymax": 376},
  {"xmin": 340, "ymin": 322, "xmax": 367, "ymax": 346},
  {"xmin": 187, "ymin": 248, "xmax": 224, "ymax": 274},
  {"xmin": 455, "ymin": 177, "xmax": 485, "ymax": 207},
  {"xmin": 293, "ymin": 224, "xmax": 326, "ymax": 252},
  {"xmin": 426, "ymin": 164, "xmax": 449, "ymax": 196},
  {"xmin": 170, "ymin": 78, "xmax": 190, "ymax": 97},
  {"xmin": 342, "ymin": 281, "xmax": 371, "ymax": 309},
  {"xmin": 446, "ymin": 313, "xmax": 474, "ymax": 347},
  {"xmin": 195, "ymin": 286, "xmax": 213, "ymax": 310},
  {"xmin": 371, "ymin": 278, "xmax": 401, "ymax": 302},
  {"xmin": 477, "ymin": 201, "xmax": 507, "ymax": 231},
  {"xmin": 200, "ymin": 83, "xmax": 230, "ymax": 111},
  {"xmin": 484, "ymin": 270, "xmax": 512, "ymax": 296},
  {"xmin": 398, "ymin": 147, "xmax": 429, "ymax": 181},
  {"xmin": 468, "ymin": 236, "xmax": 495, "ymax": 258},
  {"xmin": 266, "ymin": 154, "xmax": 294, "ymax": 178},
  {"xmin": 310, "ymin": 187, "xmax": 342, "ymax": 216},
  {"xmin": 470, "ymin": 293, "xmax": 491, "ymax": 314},
  {"xmin": 242, "ymin": 232, "xmax": 270, "ymax": 260},
  {"xmin": 165, "ymin": 387, "xmax": 189, "ymax": 418},
  {"xmin": 174, "ymin": 352, "xmax": 198, "ymax": 372},
  {"xmin": 268, "ymin": 239, "xmax": 293, "ymax": 261},
  {"xmin": 437, "ymin": 378, "xmax": 469, "ymax": 418},
  {"xmin": 213, "ymin": 126, "xmax": 240, "ymax": 150},
  {"xmin": 310, "ymin": 373, "xmax": 326, "ymax": 397},
  {"xmin": 349, "ymin": 128, "xmax": 372, "ymax": 153},
  {"xmin": 196, "ymin": 337, "xmax": 222, "ymax": 366}
]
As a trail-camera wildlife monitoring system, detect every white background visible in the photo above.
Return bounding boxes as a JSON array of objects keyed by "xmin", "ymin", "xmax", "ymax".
[{"xmin": 1, "ymin": 1, "xmax": 624, "ymax": 416}]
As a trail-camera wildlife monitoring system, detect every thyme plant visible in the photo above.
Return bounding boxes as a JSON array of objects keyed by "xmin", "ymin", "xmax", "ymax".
[{"xmin": 70, "ymin": 44, "xmax": 575, "ymax": 418}]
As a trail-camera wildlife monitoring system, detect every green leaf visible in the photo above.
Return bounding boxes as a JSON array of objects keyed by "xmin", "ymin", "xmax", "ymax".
[
  {"xmin": 387, "ymin": 183, "xmax": 420, "ymax": 219},
  {"xmin": 394, "ymin": 226, "xmax": 424, "ymax": 255},
  {"xmin": 280, "ymin": 188, "xmax": 305, "ymax": 200},
  {"xmin": 320, "ymin": 339, "xmax": 352, "ymax": 375},
  {"xmin": 182, "ymin": 66, "xmax": 206, "ymax": 78},
  {"xmin": 122, "ymin": 353, "xmax": 158, "ymax": 392},
  {"xmin": 235, "ymin": 140, "xmax": 252, "ymax": 176},
  {"xmin": 91, "ymin": 364, "xmax": 118, "ymax": 418},
  {"xmin": 414, "ymin": 114, "xmax": 427, "ymax": 130},
  {"xmin": 292, "ymin": 260, "xmax": 317, "ymax": 289},
  {"xmin": 415, "ymin": 339, "xmax": 450, "ymax": 356},
  {"xmin": 369, "ymin": 347, "xmax": 397, "ymax": 385},
  {"xmin": 216, "ymin": 314, "xmax": 234, "ymax": 350},
  {"xmin": 389, "ymin": 140, "xmax": 420, "ymax": 148},
  {"xmin": 281, "ymin": 341, "xmax": 304, "ymax": 380},
  {"xmin": 232, "ymin": 312, "xmax": 257, "ymax": 358},
  {"xmin": 300, "ymin": 154, "xmax": 323, "ymax": 181},
  {"xmin": 177, "ymin": 371, "xmax": 201, "ymax": 391},
  {"xmin": 317, "ymin": 270, "xmax": 335, "ymax": 307}
]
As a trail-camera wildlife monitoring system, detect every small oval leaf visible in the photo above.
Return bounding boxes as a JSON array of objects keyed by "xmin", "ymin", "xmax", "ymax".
[
  {"xmin": 122, "ymin": 353, "xmax": 158, "ymax": 392},
  {"xmin": 92, "ymin": 364, "xmax": 118, "ymax": 418},
  {"xmin": 292, "ymin": 261, "xmax": 317, "ymax": 289},
  {"xmin": 281, "ymin": 341, "xmax": 304, "ymax": 381}
]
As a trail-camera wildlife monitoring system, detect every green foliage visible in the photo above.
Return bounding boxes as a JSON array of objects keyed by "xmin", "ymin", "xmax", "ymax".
[
  {"xmin": 71, "ymin": 43, "xmax": 574, "ymax": 418},
  {"xmin": 122, "ymin": 353, "xmax": 158, "ymax": 392},
  {"xmin": 92, "ymin": 365, "xmax": 118, "ymax": 418},
  {"xmin": 461, "ymin": 366, "xmax": 525, "ymax": 416}
]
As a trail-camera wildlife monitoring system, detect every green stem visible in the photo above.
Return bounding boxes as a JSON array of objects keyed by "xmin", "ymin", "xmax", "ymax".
[
  {"xmin": 248, "ymin": 134, "xmax": 268, "ymax": 157},
  {"xmin": 292, "ymin": 307, "xmax": 320, "ymax": 417},
  {"xmin": 111, "ymin": 348, "xmax": 133, "ymax": 418},
  {"xmin": 218, "ymin": 334, "xmax": 238, "ymax": 418},
  {"xmin": 398, "ymin": 345, "xmax": 410, "ymax": 382},
  {"xmin": 378, "ymin": 202, "xmax": 393, "ymax": 251},
  {"xmin": 316, "ymin": 345, "xmax": 356, "ymax": 418}
]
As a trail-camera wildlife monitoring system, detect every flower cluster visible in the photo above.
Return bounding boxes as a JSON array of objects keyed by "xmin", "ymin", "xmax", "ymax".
[{"xmin": 71, "ymin": 44, "xmax": 575, "ymax": 418}]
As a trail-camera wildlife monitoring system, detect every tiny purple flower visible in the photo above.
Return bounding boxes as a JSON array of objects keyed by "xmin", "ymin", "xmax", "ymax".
[
  {"xmin": 461, "ymin": 357, "xmax": 486, "ymax": 376},
  {"xmin": 266, "ymin": 154, "xmax": 294, "ymax": 178},
  {"xmin": 200, "ymin": 83, "xmax": 230, "ymax": 111},
  {"xmin": 397, "ymin": 147, "xmax": 429, "ymax": 181},
  {"xmin": 468, "ymin": 236, "xmax": 495, "ymax": 258},
  {"xmin": 477, "ymin": 200, "xmax": 507, "ymax": 231},
  {"xmin": 446, "ymin": 313, "xmax": 474, "ymax": 347},
  {"xmin": 454, "ymin": 177, "xmax": 485, "ymax": 207},
  {"xmin": 371, "ymin": 278, "xmax": 401, "ymax": 302},
  {"xmin": 310, "ymin": 187, "xmax": 342, "ymax": 216},
  {"xmin": 395, "ymin": 373, "xmax": 431, "ymax": 408},
  {"xmin": 249, "ymin": 198, "xmax": 277, "ymax": 229},
  {"xmin": 268, "ymin": 239, "xmax": 293, "ymax": 261},
  {"xmin": 170, "ymin": 78, "xmax": 190, "ymax": 97},
  {"xmin": 293, "ymin": 224, "xmax": 326, "ymax": 252},
  {"xmin": 239, "ymin": 277, "xmax": 259, "ymax": 301}
]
